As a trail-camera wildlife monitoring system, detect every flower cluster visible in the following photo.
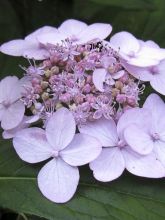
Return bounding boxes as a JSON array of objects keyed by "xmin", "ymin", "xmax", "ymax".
[{"xmin": 1, "ymin": 19, "xmax": 165, "ymax": 203}]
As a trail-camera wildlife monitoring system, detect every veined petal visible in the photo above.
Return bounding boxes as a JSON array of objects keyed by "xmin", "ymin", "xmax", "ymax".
[
  {"xmin": 90, "ymin": 148, "xmax": 125, "ymax": 182},
  {"xmin": 38, "ymin": 158, "xmax": 79, "ymax": 203},
  {"xmin": 13, "ymin": 127, "xmax": 53, "ymax": 163},
  {"xmin": 123, "ymin": 147, "xmax": 165, "ymax": 178},
  {"xmin": 58, "ymin": 19, "xmax": 87, "ymax": 36},
  {"xmin": 61, "ymin": 133, "xmax": 102, "ymax": 166},
  {"xmin": 0, "ymin": 39, "xmax": 35, "ymax": 56},
  {"xmin": 154, "ymin": 141, "xmax": 165, "ymax": 167},
  {"xmin": 77, "ymin": 23, "xmax": 112, "ymax": 44},
  {"xmin": 79, "ymin": 118, "xmax": 118, "ymax": 147},
  {"xmin": 1, "ymin": 101, "xmax": 25, "ymax": 130},
  {"xmin": 23, "ymin": 48, "xmax": 49, "ymax": 60},
  {"xmin": 46, "ymin": 108, "xmax": 76, "ymax": 150},
  {"xmin": 93, "ymin": 68, "xmax": 107, "ymax": 92},
  {"xmin": 37, "ymin": 32, "xmax": 66, "ymax": 45},
  {"xmin": 124, "ymin": 124, "xmax": 154, "ymax": 155},
  {"xmin": 110, "ymin": 31, "xmax": 140, "ymax": 55}
]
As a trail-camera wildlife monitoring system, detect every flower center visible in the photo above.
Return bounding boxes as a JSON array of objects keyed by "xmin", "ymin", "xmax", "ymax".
[
  {"xmin": 2, "ymin": 101, "xmax": 11, "ymax": 108},
  {"xmin": 151, "ymin": 133, "xmax": 160, "ymax": 141},
  {"xmin": 51, "ymin": 150, "xmax": 59, "ymax": 158},
  {"xmin": 117, "ymin": 139, "xmax": 126, "ymax": 148}
]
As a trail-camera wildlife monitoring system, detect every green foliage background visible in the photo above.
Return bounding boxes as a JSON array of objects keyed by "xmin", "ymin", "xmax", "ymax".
[{"xmin": 0, "ymin": 0, "xmax": 165, "ymax": 219}]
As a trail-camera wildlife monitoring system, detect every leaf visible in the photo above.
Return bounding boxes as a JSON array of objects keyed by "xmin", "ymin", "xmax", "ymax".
[{"xmin": 0, "ymin": 138, "xmax": 165, "ymax": 220}]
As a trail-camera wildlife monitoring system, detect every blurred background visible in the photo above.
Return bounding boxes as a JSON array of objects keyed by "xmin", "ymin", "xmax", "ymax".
[{"xmin": 0, "ymin": 0, "xmax": 165, "ymax": 219}]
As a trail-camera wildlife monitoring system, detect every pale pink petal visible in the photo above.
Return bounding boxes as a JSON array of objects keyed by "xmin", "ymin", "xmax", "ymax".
[
  {"xmin": 154, "ymin": 141, "xmax": 165, "ymax": 167},
  {"xmin": 112, "ymin": 70, "xmax": 125, "ymax": 79},
  {"xmin": 79, "ymin": 118, "xmax": 118, "ymax": 147},
  {"xmin": 38, "ymin": 158, "xmax": 79, "ymax": 203},
  {"xmin": 123, "ymin": 63, "xmax": 153, "ymax": 81},
  {"xmin": 90, "ymin": 148, "xmax": 125, "ymax": 182},
  {"xmin": 138, "ymin": 46, "xmax": 165, "ymax": 62},
  {"xmin": 13, "ymin": 127, "xmax": 53, "ymax": 163},
  {"xmin": 144, "ymin": 40, "xmax": 160, "ymax": 49},
  {"xmin": 46, "ymin": 108, "xmax": 76, "ymax": 150},
  {"xmin": 122, "ymin": 147, "xmax": 165, "ymax": 178},
  {"xmin": 77, "ymin": 23, "xmax": 112, "ymax": 44},
  {"xmin": 2, "ymin": 116, "xmax": 30, "ymax": 139},
  {"xmin": 117, "ymin": 108, "xmax": 151, "ymax": 140},
  {"xmin": 0, "ymin": 104, "xmax": 5, "ymax": 121},
  {"xmin": 0, "ymin": 39, "xmax": 35, "ymax": 56},
  {"xmin": 37, "ymin": 32, "xmax": 66, "ymax": 45},
  {"xmin": 1, "ymin": 101, "xmax": 25, "ymax": 130},
  {"xmin": 109, "ymin": 31, "xmax": 140, "ymax": 56},
  {"xmin": 124, "ymin": 124, "xmax": 154, "ymax": 155},
  {"xmin": 93, "ymin": 68, "xmax": 107, "ymax": 92},
  {"xmin": 128, "ymin": 56, "xmax": 159, "ymax": 67},
  {"xmin": 0, "ymin": 76, "xmax": 18, "ymax": 102},
  {"xmin": 58, "ymin": 19, "xmax": 87, "ymax": 37},
  {"xmin": 23, "ymin": 48, "xmax": 49, "ymax": 60},
  {"xmin": 25, "ymin": 26, "xmax": 58, "ymax": 43},
  {"xmin": 61, "ymin": 133, "xmax": 102, "ymax": 166}
]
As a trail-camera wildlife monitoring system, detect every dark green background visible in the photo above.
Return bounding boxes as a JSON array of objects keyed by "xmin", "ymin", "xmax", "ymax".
[{"xmin": 0, "ymin": 0, "xmax": 165, "ymax": 220}]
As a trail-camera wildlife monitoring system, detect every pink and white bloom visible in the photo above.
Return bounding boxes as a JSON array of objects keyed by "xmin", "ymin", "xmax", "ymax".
[
  {"xmin": 109, "ymin": 31, "xmax": 165, "ymax": 67},
  {"xmin": 38, "ymin": 19, "xmax": 112, "ymax": 45},
  {"xmin": 0, "ymin": 76, "xmax": 25, "ymax": 130},
  {"xmin": 124, "ymin": 94, "xmax": 165, "ymax": 167},
  {"xmin": 93, "ymin": 56, "xmax": 124, "ymax": 92},
  {"xmin": 0, "ymin": 26, "xmax": 57, "ymax": 60},
  {"xmin": 13, "ymin": 108, "xmax": 101, "ymax": 203},
  {"xmin": 124, "ymin": 60, "xmax": 165, "ymax": 95},
  {"xmin": 79, "ymin": 115, "xmax": 165, "ymax": 182}
]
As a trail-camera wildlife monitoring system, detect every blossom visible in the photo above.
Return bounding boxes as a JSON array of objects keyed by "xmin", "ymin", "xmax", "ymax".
[
  {"xmin": 79, "ymin": 115, "xmax": 165, "ymax": 182},
  {"xmin": 13, "ymin": 108, "xmax": 101, "ymax": 203},
  {"xmin": 93, "ymin": 56, "xmax": 124, "ymax": 92},
  {"xmin": 38, "ymin": 19, "xmax": 112, "ymax": 45},
  {"xmin": 124, "ymin": 59, "xmax": 165, "ymax": 95},
  {"xmin": 124, "ymin": 93, "xmax": 165, "ymax": 167},
  {"xmin": 0, "ymin": 76, "xmax": 25, "ymax": 130},
  {"xmin": 0, "ymin": 26, "xmax": 57, "ymax": 60},
  {"xmin": 109, "ymin": 31, "xmax": 165, "ymax": 67}
]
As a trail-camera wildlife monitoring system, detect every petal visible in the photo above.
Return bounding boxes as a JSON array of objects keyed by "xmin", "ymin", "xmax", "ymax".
[
  {"xmin": 77, "ymin": 23, "xmax": 112, "ymax": 44},
  {"xmin": 154, "ymin": 141, "xmax": 165, "ymax": 167},
  {"xmin": 0, "ymin": 104, "xmax": 5, "ymax": 121},
  {"xmin": 138, "ymin": 46, "xmax": 165, "ymax": 62},
  {"xmin": 90, "ymin": 148, "xmax": 125, "ymax": 182},
  {"xmin": 93, "ymin": 68, "xmax": 107, "ymax": 92},
  {"xmin": 46, "ymin": 107, "xmax": 76, "ymax": 150},
  {"xmin": 23, "ymin": 48, "xmax": 49, "ymax": 60},
  {"xmin": 143, "ymin": 93, "xmax": 165, "ymax": 132},
  {"xmin": 128, "ymin": 56, "xmax": 159, "ymax": 67},
  {"xmin": 61, "ymin": 133, "xmax": 102, "ymax": 166},
  {"xmin": 37, "ymin": 32, "xmax": 66, "ymax": 45},
  {"xmin": 13, "ymin": 127, "xmax": 52, "ymax": 163},
  {"xmin": 124, "ymin": 124, "xmax": 154, "ymax": 155},
  {"xmin": 123, "ymin": 147, "xmax": 165, "ymax": 178},
  {"xmin": 79, "ymin": 118, "xmax": 118, "ymax": 147},
  {"xmin": 38, "ymin": 158, "xmax": 79, "ymax": 203},
  {"xmin": 112, "ymin": 70, "xmax": 125, "ymax": 79},
  {"xmin": 2, "ymin": 116, "xmax": 29, "ymax": 139},
  {"xmin": 117, "ymin": 108, "xmax": 151, "ymax": 140},
  {"xmin": 1, "ymin": 101, "xmax": 25, "ymax": 130},
  {"xmin": 58, "ymin": 19, "xmax": 87, "ymax": 36},
  {"xmin": 0, "ymin": 39, "xmax": 35, "ymax": 56},
  {"xmin": 109, "ymin": 31, "xmax": 140, "ymax": 55},
  {"xmin": 0, "ymin": 76, "xmax": 18, "ymax": 102},
  {"xmin": 123, "ymin": 63, "xmax": 153, "ymax": 81},
  {"xmin": 25, "ymin": 26, "xmax": 58, "ymax": 43}
]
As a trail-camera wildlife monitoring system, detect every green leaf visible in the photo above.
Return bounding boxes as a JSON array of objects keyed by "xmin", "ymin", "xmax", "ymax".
[{"xmin": 0, "ymin": 139, "xmax": 165, "ymax": 220}]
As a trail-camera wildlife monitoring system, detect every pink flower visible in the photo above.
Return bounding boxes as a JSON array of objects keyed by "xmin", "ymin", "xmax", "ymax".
[
  {"xmin": 124, "ymin": 60, "xmax": 165, "ymax": 95},
  {"xmin": 124, "ymin": 94, "xmax": 165, "ymax": 168},
  {"xmin": 109, "ymin": 31, "xmax": 165, "ymax": 67},
  {"xmin": 0, "ymin": 76, "xmax": 25, "ymax": 130},
  {"xmin": 0, "ymin": 26, "xmax": 57, "ymax": 60},
  {"xmin": 79, "ymin": 114, "xmax": 165, "ymax": 182},
  {"xmin": 13, "ymin": 108, "xmax": 101, "ymax": 203},
  {"xmin": 93, "ymin": 56, "xmax": 124, "ymax": 92},
  {"xmin": 38, "ymin": 19, "xmax": 112, "ymax": 45}
]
